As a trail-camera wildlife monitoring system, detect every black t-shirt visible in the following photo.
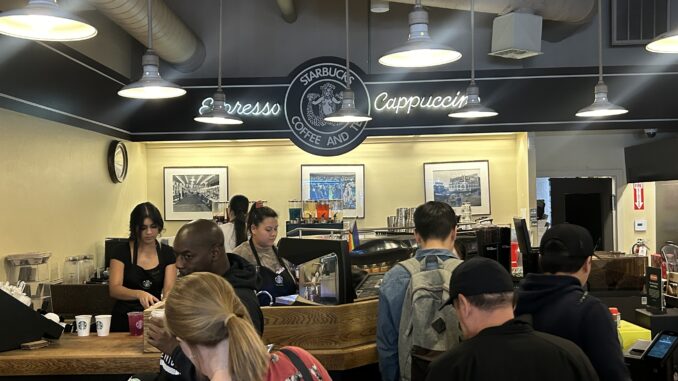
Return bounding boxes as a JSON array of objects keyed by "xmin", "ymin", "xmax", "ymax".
[
  {"xmin": 425, "ymin": 319, "xmax": 600, "ymax": 381},
  {"xmin": 109, "ymin": 241, "xmax": 175, "ymax": 332}
]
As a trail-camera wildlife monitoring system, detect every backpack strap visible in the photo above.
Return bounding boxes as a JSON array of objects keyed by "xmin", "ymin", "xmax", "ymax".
[
  {"xmin": 398, "ymin": 257, "xmax": 423, "ymax": 277},
  {"xmin": 442, "ymin": 257, "xmax": 463, "ymax": 273},
  {"xmin": 279, "ymin": 348, "xmax": 314, "ymax": 381}
]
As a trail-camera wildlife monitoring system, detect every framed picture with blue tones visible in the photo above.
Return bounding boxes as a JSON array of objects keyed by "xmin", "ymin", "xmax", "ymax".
[
  {"xmin": 301, "ymin": 164, "xmax": 365, "ymax": 218},
  {"xmin": 424, "ymin": 161, "xmax": 491, "ymax": 215}
]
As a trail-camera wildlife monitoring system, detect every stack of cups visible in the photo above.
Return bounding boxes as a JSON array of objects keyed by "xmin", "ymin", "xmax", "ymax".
[
  {"xmin": 95, "ymin": 315, "xmax": 112, "ymax": 336},
  {"xmin": 75, "ymin": 315, "xmax": 91, "ymax": 336}
]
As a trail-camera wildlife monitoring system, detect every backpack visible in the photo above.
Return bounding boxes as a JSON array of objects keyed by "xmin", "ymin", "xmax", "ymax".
[{"xmin": 397, "ymin": 255, "xmax": 463, "ymax": 381}]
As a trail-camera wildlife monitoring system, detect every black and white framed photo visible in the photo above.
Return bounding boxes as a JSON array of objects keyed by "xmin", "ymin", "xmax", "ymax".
[
  {"xmin": 163, "ymin": 167, "xmax": 228, "ymax": 221},
  {"xmin": 301, "ymin": 164, "xmax": 365, "ymax": 218},
  {"xmin": 424, "ymin": 160, "xmax": 490, "ymax": 215}
]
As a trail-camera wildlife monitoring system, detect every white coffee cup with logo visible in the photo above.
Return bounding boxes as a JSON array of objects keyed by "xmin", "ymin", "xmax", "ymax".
[
  {"xmin": 75, "ymin": 315, "xmax": 92, "ymax": 337},
  {"xmin": 95, "ymin": 314, "xmax": 112, "ymax": 337}
]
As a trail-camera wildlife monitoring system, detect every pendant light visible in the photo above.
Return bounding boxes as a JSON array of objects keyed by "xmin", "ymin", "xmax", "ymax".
[
  {"xmin": 449, "ymin": 0, "xmax": 497, "ymax": 119},
  {"xmin": 0, "ymin": 0, "xmax": 97, "ymax": 41},
  {"xmin": 324, "ymin": 0, "xmax": 372, "ymax": 123},
  {"xmin": 378, "ymin": 0, "xmax": 461, "ymax": 68},
  {"xmin": 575, "ymin": 0, "xmax": 627, "ymax": 117},
  {"xmin": 194, "ymin": 0, "xmax": 242, "ymax": 125},
  {"xmin": 646, "ymin": 15, "xmax": 678, "ymax": 53},
  {"xmin": 118, "ymin": 0, "xmax": 186, "ymax": 100}
]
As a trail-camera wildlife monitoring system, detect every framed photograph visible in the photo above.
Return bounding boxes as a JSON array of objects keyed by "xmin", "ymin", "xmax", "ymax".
[
  {"xmin": 301, "ymin": 164, "xmax": 365, "ymax": 218},
  {"xmin": 163, "ymin": 167, "xmax": 228, "ymax": 221},
  {"xmin": 424, "ymin": 161, "xmax": 491, "ymax": 215}
]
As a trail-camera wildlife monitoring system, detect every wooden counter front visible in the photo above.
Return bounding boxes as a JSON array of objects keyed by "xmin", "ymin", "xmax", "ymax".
[
  {"xmin": 262, "ymin": 299, "xmax": 379, "ymax": 370},
  {"xmin": 0, "ymin": 333, "xmax": 160, "ymax": 376}
]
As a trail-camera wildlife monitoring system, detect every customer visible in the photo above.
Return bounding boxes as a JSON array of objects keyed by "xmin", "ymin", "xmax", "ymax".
[
  {"xmin": 109, "ymin": 202, "xmax": 176, "ymax": 332},
  {"xmin": 426, "ymin": 257, "xmax": 599, "ymax": 381},
  {"xmin": 377, "ymin": 201, "xmax": 462, "ymax": 381},
  {"xmin": 515, "ymin": 223, "xmax": 631, "ymax": 381},
  {"xmin": 220, "ymin": 194, "xmax": 249, "ymax": 252},
  {"xmin": 146, "ymin": 219, "xmax": 262, "ymax": 381},
  {"xmin": 232, "ymin": 203, "xmax": 297, "ymax": 305},
  {"xmin": 165, "ymin": 272, "xmax": 332, "ymax": 381}
]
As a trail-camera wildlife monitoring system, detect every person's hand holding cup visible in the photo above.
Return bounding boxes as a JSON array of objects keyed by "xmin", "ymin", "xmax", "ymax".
[{"xmin": 147, "ymin": 309, "xmax": 179, "ymax": 354}]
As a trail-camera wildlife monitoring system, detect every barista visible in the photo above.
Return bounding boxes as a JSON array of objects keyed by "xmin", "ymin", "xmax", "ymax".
[{"xmin": 232, "ymin": 203, "xmax": 297, "ymax": 305}]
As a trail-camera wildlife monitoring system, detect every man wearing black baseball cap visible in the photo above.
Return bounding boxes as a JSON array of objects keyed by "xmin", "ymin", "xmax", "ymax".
[
  {"xmin": 515, "ymin": 223, "xmax": 630, "ymax": 381},
  {"xmin": 426, "ymin": 257, "xmax": 598, "ymax": 381}
]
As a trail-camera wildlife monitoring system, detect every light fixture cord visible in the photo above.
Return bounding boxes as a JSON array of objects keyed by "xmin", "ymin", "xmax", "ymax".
[
  {"xmin": 470, "ymin": 0, "xmax": 475, "ymax": 84},
  {"xmin": 597, "ymin": 0, "xmax": 603, "ymax": 83},
  {"xmin": 218, "ymin": 0, "xmax": 223, "ymax": 90},
  {"xmin": 147, "ymin": 0, "xmax": 152, "ymax": 49},
  {"xmin": 345, "ymin": 0, "xmax": 351, "ymax": 88}
]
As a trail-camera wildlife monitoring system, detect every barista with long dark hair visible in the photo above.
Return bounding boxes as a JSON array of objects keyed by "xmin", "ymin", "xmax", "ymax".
[
  {"xmin": 220, "ymin": 194, "xmax": 249, "ymax": 253},
  {"xmin": 109, "ymin": 202, "xmax": 176, "ymax": 332},
  {"xmin": 232, "ymin": 203, "xmax": 297, "ymax": 305}
]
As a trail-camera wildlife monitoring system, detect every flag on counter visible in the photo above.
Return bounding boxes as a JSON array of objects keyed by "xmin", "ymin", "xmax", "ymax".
[{"xmin": 348, "ymin": 220, "xmax": 360, "ymax": 252}]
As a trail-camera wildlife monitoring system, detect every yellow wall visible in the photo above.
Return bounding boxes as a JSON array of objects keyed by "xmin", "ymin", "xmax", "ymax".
[
  {"xmin": 0, "ymin": 109, "xmax": 147, "ymax": 281},
  {"xmin": 146, "ymin": 133, "xmax": 529, "ymax": 237}
]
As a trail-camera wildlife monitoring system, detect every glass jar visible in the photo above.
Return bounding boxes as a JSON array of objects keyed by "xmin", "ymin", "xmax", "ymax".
[
  {"xmin": 316, "ymin": 200, "xmax": 330, "ymax": 221},
  {"xmin": 288, "ymin": 200, "xmax": 302, "ymax": 223},
  {"xmin": 330, "ymin": 199, "xmax": 344, "ymax": 222},
  {"xmin": 212, "ymin": 201, "xmax": 227, "ymax": 224},
  {"xmin": 303, "ymin": 200, "xmax": 317, "ymax": 223}
]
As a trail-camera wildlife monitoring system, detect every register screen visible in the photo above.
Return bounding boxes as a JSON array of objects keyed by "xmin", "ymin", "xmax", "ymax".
[{"xmin": 646, "ymin": 335, "xmax": 677, "ymax": 359}]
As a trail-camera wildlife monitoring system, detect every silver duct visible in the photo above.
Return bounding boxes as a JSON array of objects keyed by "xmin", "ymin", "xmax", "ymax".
[{"xmin": 85, "ymin": 0, "xmax": 205, "ymax": 72}]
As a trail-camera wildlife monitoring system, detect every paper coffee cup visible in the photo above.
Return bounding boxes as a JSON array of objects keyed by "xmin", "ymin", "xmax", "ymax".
[
  {"xmin": 75, "ymin": 315, "xmax": 92, "ymax": 337},
  {"xmin": 95, "ymin": 314, "xmax": 112, "ymax": 337},
  {"xmin": 151, "ymin": 309, "xmax": 165, "ymax": 320}
]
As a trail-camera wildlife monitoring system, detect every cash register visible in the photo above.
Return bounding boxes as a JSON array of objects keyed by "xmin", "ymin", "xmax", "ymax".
[{"xmin": 625, "ymin": 330, "xmax": 678, "ymax": 381}]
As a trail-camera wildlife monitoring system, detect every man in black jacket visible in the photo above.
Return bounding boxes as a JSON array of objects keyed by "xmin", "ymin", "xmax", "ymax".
[
  {"xmin": 146, "ymin": 219, "xmax": 263, "ymax": 381},
  {"xmin": 426, "ymin": 257, "xmax": 599, "ymax": 381},
  {"xmin": 515, "ymin": 223, "xmax": 631, "ymax": 381}
]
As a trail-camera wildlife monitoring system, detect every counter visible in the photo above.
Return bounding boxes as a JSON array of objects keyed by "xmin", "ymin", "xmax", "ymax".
[
  {"xmin": 0, "ymin": 300, "xmax": 379, "ymax": 375},
  {"xmin": 0, "ymin": 333, "xmax": 159, "ymax": 376}
]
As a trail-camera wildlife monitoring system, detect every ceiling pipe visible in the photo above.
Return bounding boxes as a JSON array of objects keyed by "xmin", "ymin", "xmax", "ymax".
[
  {"xmin": 386, "ymin": 0, "xmax": 595, "ymax": 23},
  {"xmin": 276, "ymin": 0, "xmax": 297, "ymax": 23},
  {"xmin": 84, "ymin": 0, "xmax": 205, "ymax": 73}
]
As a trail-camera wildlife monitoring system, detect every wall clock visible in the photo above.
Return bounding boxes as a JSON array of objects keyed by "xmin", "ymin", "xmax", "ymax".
[{"xmin": 107, "ymin": 140, "xmax": 128, "ymax": 183}]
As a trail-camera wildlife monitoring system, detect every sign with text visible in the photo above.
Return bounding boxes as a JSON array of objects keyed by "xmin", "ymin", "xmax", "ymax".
[
  {"xmin": 646, "ymin": 266, "xmax": 665, "ymax": 311},
  {"xmin": 634, "ymin": 183, "xmax": 645, "ymax": 210}
]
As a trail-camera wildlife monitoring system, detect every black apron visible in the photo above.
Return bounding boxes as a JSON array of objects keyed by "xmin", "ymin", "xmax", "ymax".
[
  {"xmin": 249, "ymin": 239, "xmax": 297, "ymax": 306},
  {"xmin": 110, "ymin": 242, "xmax": 165, "ymax": 332}
]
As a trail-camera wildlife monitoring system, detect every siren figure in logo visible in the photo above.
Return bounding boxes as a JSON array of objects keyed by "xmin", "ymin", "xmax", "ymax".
[{"xmin": 306, "ymin": 82, "xmax": 342, "ymax": 127}]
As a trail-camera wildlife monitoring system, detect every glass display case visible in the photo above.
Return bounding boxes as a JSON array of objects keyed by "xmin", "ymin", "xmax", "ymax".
[{"xmin": 588, "ymin": 252, "xmax": 646, "ymax": 292}]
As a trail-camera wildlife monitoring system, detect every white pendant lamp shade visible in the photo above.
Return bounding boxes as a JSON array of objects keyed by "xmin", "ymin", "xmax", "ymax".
[
  {"xmin": 118, "ymin": 0, "xmax": 184, "ymax": 100},
  {"xmin": 448, "ymin": 0, "xmax": 496, "ymax": 119},
  {"xmin": 379, "ymin": 4, "xmax": 461, "ymax": 68},
  {"xmin": 0, "ymin": 0, "xmax": 97, "ymax": 41},
  {"xmin": 118, "ymin": 51, "xmax": 186, "ymax": 99},
  {"xmin": 195, "ymin": 0, "xmax": 242, "ymax": 125},
  {"xmin": 449, "ymin": 84, "xmax": 497, "ymax": 118},
  {"xmin": 325, "ymin": 90, "xmax": 372, "ymax": 123},
  {"xmin": 194, "ymin": 90, "xmax": 243, "ymax": 125},
  {"xmin": 575, "ymin": 82, "xmax": 629, "ymax": 117},
  {"xmin": 646, "ymin": 30, "xmax": 678, "ymax": 53},
  {"xmin": 324, "ymin": 0, "xmax": 371, "ymax": 123},
  {"xmin": 576, "ymin": 0, "xmax": 627, "ymax": 117}
]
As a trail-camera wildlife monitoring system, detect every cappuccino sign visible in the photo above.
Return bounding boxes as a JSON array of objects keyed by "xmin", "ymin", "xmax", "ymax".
[{"xmin": 285, "ymin": 62, "xmax": 370, "ymax": 156}]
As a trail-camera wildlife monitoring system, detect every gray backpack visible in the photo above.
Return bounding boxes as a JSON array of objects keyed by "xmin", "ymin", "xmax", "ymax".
[{"xmin": 397, "ymin": 255, "xmax": 463, "ymax": 381}]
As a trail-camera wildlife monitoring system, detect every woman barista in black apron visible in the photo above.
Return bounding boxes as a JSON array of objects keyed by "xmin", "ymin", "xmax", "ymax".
[
  {"xmin": 232, "ymin": 203, "xmax": 297, "ymax": 305},
  {"xmin": 108, "ymin": 202, "xmax": 176, "ymax": 332}
]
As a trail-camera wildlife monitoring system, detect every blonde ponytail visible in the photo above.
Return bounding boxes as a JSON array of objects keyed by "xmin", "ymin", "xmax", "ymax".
[{"xmin": 165, "ymin": 272, "xmax": 269, "ymax": 381}]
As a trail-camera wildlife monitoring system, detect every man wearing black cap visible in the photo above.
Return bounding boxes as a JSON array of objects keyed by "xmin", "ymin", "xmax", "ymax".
[
  {"xmin": 515, "ymin": 223, "xmax": 630, "ymax": 381},
  {"xmin": 426, "ymin": 257, "xmax": 599, "ymax": 381}
]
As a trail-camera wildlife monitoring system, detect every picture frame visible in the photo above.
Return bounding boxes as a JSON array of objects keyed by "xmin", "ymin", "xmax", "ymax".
[
  {"xmin": 423, "ymin": 160, "xmax": 491, "ymax": 215},
  {"xmin": 301, "ymin": 164, "xmax": 365, "ymax": 218},
  {"xmin": 163, "ymin": 167, "xmax": 229, "ymax": 221}
]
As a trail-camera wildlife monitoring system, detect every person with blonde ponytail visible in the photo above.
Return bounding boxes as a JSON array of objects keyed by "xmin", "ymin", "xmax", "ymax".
[{"xmin": 165, "ymin": 272, "xmax": 332, "ymax": 381}]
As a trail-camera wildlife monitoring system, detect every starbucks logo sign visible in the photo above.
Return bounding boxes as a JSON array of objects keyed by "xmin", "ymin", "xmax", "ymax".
[{"xmin": 285, "ymin": 61, "xmax": 370, "ymax": 156}]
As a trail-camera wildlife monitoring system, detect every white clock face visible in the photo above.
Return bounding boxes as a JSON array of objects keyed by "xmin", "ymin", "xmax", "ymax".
[{"xmin": 114, "ymin": 145, "xmax": 126, "ymax": 179}]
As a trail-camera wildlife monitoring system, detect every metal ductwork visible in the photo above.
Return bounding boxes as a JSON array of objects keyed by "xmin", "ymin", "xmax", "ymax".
[
  {"xmin": 276, "ymin": 0, "xmax": 297, "ymax": 23},
  {"xmin": 85, "ymin": 0, "xmax": 205, "ymax": 73},
  {"xmin": 385, "ymin": 0, "xmax": 595, "ymax": 23}
]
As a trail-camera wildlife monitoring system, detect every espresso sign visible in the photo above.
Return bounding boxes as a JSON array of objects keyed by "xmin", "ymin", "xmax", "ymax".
[{"xmin": 284, "ymin": 61, "xmax": 370, "ymax": 156}]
